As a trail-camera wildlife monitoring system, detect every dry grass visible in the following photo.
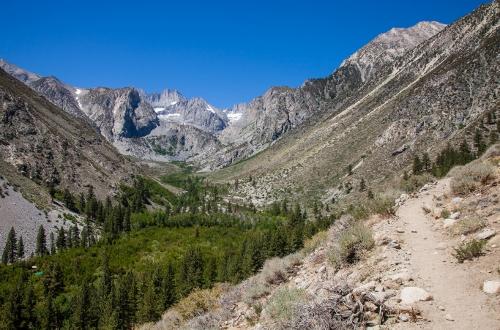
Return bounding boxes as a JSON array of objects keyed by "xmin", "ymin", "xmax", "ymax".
[
  {"xmin": 450, "ymin": 216, "xmax": 487, "ymax": 236},
  {"xmin": 399, "ymin": 173, "xmax": 434, "ymax": 193},
  {"xmin": 449, "ymin": 162, "xmax": 495, "ymax": 195}
]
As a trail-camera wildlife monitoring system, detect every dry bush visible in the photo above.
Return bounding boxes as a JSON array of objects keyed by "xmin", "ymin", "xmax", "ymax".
[
  {"xmin": 449, "ymin": 162, "xmax": 495, "ymax": 195},
  {"xmin": 453, "ymin": 239, "xmax": 486, "ymax": 263},
  {"xmin": 450, "ymin": 216, "xmax": 487, "ymax": 236},
  {"xmin": 329, "ymin": 223, "xmax": 375, "ymax": 269},
  {"xmin": 264, "ymin": 287, "xmax": 307, "ymax": 328},
  {"xmin": 303, "ymin": 230, "xmax": 328, "ymax": 254},
  {"xmin": 260, "ymin": 252, "xmax": 303, "ymax": 285},
  {"xmin": 243, "ymin": 279, "xmax": 271, "ymax": 304}
]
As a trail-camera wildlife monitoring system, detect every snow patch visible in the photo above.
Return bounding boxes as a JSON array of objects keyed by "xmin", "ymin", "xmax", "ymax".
[
  {"xmin": 154, "ymin": 107, "xmax": 166, "ymax": 113},
  {"xmin": 75, "ymin": 88, "xmax": 82, "ymax": 95},
  {"xmin": 206, "ymin": 105, "xmax": 216, "ymax": 113}
]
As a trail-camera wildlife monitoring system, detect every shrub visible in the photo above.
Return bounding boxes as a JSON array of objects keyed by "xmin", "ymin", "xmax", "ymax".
[
  {"xmin": 451, "ymin": 216, "xmax": 487, "ymax": 236},
  {"xmin": 329, "ymin": 223, "xmax": 374, "ymax": 268},
  {"xmin": 173, "ymin": 285, "xmax": 225, "ymax": 320},
  {"xmin": 303, "ymin": 230, "xmax": 328, "ymax": 254},
  {"xmin": 369, "ymin": 195, "xmax": 396, "ymax": 217},
  {"xmin": 260, "ymin": 253, "xmax": 302, "ymax": 285},
  {"xmin": 243, "ymin": 279, "xmax": 271, "ymax": 304},
  {"xmin": 400, "ymin": 173, "xmax": 434, "ymax": 193},
  {"xmin": 453, "ymin": 239, "xmax": 486, "ymax": 263},
  {"xmin": 440, "ymin": 209, "xmax": 450, "ymax": 219},
  {"xmin": 450, "ymin": 162, "xmax": 495, "ymax": 195},
  {"xmin": 265, "ymin": 287, "xmax": 307, "ymax": 325}
]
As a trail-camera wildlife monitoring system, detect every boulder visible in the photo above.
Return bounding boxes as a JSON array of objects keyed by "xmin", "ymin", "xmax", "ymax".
[
  {"xmin": 476, "ymin": 228, "xmax": 496, "ymax": 240},
  {"xmin": 482, "ymin": 280, "xmax": 500, "ymax": 294},
  {"xmin": 400, "ymin": 287, "xmax": 432, "ymax": 305}
]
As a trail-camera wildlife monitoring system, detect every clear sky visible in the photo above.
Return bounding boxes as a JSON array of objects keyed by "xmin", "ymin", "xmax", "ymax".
[{"xmin": 0, "ymin": 0, "xmax": 488, "ymax": 108}]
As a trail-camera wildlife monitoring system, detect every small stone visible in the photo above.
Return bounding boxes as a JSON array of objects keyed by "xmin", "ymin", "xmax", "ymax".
[
  {"xmin": 450, "ymin": 212, "xmax": 461, "ymax": 220},
  {"xmin": 438, "ymin": 306, "xmax": 445, "ymax": 311},
  {"xmin": 452, "ymin": 197, "xmax": 463, "ymax": 204},
  {"xmin": 445, "ymin": 314, "xmax": 454, "ymax": 321},
  {"xmin": 400, "ymin": 287, "xmax": 432, "ymax": 305},
  {"xmin": 399, "ymin": 314, "xmax": 409, "ymax": 322},
  {"xmin": 396, "ymin": 228, "xmax": 405, "ymax": 233},
  {"xmin": 436, "ymin": 242, "xmax": 447, "ymax": 250},
  {"xmin": 482, "ymin": 280, "xmax": 500, "ymax": 294},
  {"xmin": 411, "ymin": 230, "xmax": 417, "ymax": 233},
  {"xmin": 476, "ymin": 228, "xmax": 496, "ymax": 240}
]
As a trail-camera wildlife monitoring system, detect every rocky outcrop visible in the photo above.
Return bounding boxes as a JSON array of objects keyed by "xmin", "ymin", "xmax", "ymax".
[
  {"xmin": 78, "ymin": 87, "xmax": 159, "ymax": 140},
  {"xmin": 28, "ymin": 76, "xmax": 87, "ymax": 119},
  {"xmin": 0, "ymin": 67, "xmax": 135, "ymax": 198}
]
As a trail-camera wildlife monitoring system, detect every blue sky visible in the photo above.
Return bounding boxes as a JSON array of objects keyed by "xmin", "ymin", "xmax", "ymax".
[{"xmin": 0, "ymin": 0, "xmax": 487, "ymax": 108}]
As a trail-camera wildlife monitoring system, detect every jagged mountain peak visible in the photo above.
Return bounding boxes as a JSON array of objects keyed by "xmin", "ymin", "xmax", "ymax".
[
  {"xmin": 146, "ymin": 88, "xmax": 186, "ymax": 108},
  {"xmin": 0, "ymin": 58, "xmax": 41, "ymax": 84},
  {"xmin": 340, "ymin": 20, "xmax": 446, "ymax": 82}
]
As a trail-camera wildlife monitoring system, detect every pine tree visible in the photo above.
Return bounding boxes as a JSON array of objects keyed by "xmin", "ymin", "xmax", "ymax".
[
  {"xmin": 2, "ymin": 227, "xmax": 17, "ymax": 264},
  {"xmin": 22, "ymin": 283, "xmax": 38, "ymax": 329},
  {"xmin": 5, "ymin": 278, "xmax": 23, "ymax": 329},
  {"xmin": 72, "ymin": 281, "xmax": 91, "ymax": 330},
  {"xmin": 422, "ymin": 152, "xmax": 431, "ymax": 173},
  {"xmin": 474, "ymin": 129, "xmax": 486, "ymax": 155},
  {"xmin": 17, "ymin": 236, "xmax": 24, "ymax": 260},
  {"xmin": 162, "ymin": 263, "xmax": 176, "ymax": 309},
  {"xmin": 412, "ymin": 155, "xmax": 422, "ymax": 175},
  {"xmin": 36, "ymin": 225, "xmax": 48, "ymax": 257},
  {"xmin": 359, "ymin": 178, "xmax": 366, "ymax": 192},
  {"xmin": 50, "ymin": 232, "xmax": 56, "ymax": 255},
  {"xmin": 56, "ymin": 227, "xmax": 66, "ymax": 252},
  {"xmin": 137, "ymin": 279, "xmax": 159, "ymax": 323},
  {"xmin": 101, "ymin": 252, "xmax": 112, "ymax": 297},
  {"xmin": 63, "ymin": 188, "xmax": 76, "ymax": 211}
]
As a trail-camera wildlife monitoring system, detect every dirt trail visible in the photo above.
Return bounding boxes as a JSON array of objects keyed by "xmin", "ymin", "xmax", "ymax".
[{"xmin": 395, "ymin": 178, "xmax": 499, "ymax": 330}]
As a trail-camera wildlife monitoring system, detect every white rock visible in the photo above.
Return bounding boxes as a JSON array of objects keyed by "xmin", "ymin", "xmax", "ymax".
[
  {"xmin": 482, "ymin": 280, "xmax": 500, "ymax": 294},
  {"xmin": 400, "ymin": 287, "xmax": 432, "ymax": 305},
  {"xmin": 450, "ymin": 212, "xmax": 461, "ymax": 220},
  {"xmin": 390, "ymin": 272, "xmax": 412, "ymax": 283},
  {"xmin": 443, "ymin": 218, "xmax": 457, "ymax": 228},
  {"xmin": 445, "ymin": 314, "xmax": 454, "ymax": 321},
  {"xmin": 399, "ymin": 314, "xmax": 409, "ymax": 322},
  {"xmin": 438, "ymin": 305, "xmax": 445, "ymax": 311},
  {"xmin": 476, "ymin": 228, "xmax": 496, "ymax": 240},
  {"xmin": 452, "ymin": 197, "xmax": 463, "ymax": 204}
]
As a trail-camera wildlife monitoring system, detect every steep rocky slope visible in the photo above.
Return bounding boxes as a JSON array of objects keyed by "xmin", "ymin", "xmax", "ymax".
[
  {"xmin": 0, "ymin": 68, "xmax": 136, "ymax": 198},
  {"xmin": 211, "ymin": 1, "xmax": 499, "ymax": 205},
  {"xmin": 205, "ymin": 21, "xmax": 447, "ymax": 168}
]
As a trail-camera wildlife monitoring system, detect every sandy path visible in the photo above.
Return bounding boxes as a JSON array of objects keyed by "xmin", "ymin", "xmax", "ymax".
[{"xmin": 395, "ymin": 178, "xmax": 499, "ymax": 330}]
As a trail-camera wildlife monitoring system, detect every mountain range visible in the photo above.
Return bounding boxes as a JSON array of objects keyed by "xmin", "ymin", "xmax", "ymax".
[{"xmin": 0, "ymin": 0, "xmax": 498, "ymax": 203}]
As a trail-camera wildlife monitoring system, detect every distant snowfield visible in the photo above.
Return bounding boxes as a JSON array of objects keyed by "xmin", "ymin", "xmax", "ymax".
[
  {"xmin": 158, "ymin": 113, "xmax": 181, "ymax": 120},
  {"xmin": 227, "ymin": 112, "xmax": 242, "ymax": 123}
]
